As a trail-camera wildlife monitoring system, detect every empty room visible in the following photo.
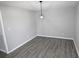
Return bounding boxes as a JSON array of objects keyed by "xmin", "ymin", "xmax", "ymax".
[{"xmin": 0, "ymin": 1, "xmax": 79, "ymax": 58}]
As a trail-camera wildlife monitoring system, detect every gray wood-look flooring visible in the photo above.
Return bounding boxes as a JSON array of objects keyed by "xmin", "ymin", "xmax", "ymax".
[{"xmin": 0, "ymin": 36, "xmax": 78, "ymax": 58}]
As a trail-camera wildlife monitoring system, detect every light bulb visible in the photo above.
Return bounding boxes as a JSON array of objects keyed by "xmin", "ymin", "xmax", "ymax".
[{"xmin": 40, "ymin": 16, "xmax": 44, "ymax": 19}]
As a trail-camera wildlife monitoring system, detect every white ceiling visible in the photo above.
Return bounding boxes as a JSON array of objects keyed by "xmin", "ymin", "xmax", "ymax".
[{"xmin": 0, "ymin": 1, "xmax": 78, "ymax": 10}]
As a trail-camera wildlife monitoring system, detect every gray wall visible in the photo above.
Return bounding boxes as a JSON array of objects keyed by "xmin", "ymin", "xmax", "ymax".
[
  {"xmin": 74, "ymin": 3, "xmax": 79, "ymax": 56},
  {"xmin": 36, "ymin": 6, "xmax": 76, "ymax": 39},
  {"xmin": 0, "ymin": 6, "xmax": 37, "ymax": 52}
]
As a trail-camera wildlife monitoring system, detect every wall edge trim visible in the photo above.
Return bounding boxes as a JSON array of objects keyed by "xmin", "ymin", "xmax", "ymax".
[
  {"xmin": 7, "ymin": 35, "xmax": 37, "ymax": 54},
  {"xmin": 73, "ymin": 39, "xmax": 79, "ymax": 57},
  {"xmin": 0, "ymin": 11, "xmax": 8, "ymax": 53}
]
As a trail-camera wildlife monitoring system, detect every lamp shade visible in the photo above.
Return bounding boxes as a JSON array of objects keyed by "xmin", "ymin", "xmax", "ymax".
[{"xmin": 40, "ymin": 15, "xmax": 44, "ymax": 19}]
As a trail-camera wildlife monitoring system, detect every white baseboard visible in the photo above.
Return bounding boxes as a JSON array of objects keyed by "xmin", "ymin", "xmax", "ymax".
[
  {"xmin": 73, "ymin": 40, "xmax": 79, "ymax": 56},
  {"xmin": 0, "ymin": 49, "xmax": 6, "ymax": 53},
  {"xmin": 7, "ymin": 35, "xmax": 37, "ymax": 54},
  {"xmin": 5, "ymin": 35, "xmax": 73, "ymax": 54},
  {"xmin": 37, "ymin": 35, "xmax": 73, "ymax": 40}
]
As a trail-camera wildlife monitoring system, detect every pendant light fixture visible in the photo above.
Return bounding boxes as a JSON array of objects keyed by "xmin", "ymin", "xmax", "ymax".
[{"xmin": 40, "ymin": 1, "xmax": 44, "ymax": 19}]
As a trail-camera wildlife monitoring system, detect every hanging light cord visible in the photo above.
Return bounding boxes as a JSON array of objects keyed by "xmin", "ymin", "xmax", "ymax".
[{"xmin": 40, "ymin": 1, "xmax": 43, "ymax": 16}]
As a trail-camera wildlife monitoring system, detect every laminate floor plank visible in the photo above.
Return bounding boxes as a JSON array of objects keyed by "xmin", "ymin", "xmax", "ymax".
[{"xmin": 0, "ymin": 36, "xmax": 78, "ymax": 58}]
